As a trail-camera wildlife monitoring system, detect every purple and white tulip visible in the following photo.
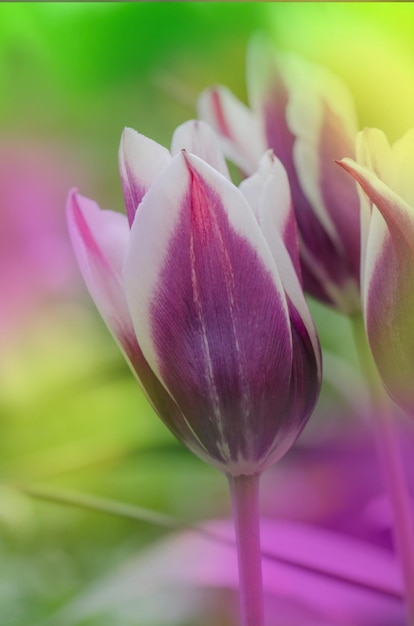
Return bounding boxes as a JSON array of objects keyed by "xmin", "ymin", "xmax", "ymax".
[
  {"xmin": 67, "ymin": 120, "xmax": 321, "ymax": 477},
  {"xmin": 339, "ymin": 129, "xmax": 414, "ymax": 417},
  {"xmin": 199, "ymin": 36, "xmax": 361, "ymax": 314}
]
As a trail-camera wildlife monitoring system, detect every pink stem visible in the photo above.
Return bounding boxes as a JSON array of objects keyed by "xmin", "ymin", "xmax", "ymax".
[
  {"xmin": 351, "ymin": 314, "xmax": 414, "ymax": 625},
  {"xmin": 373, "ymin": 404, "xmax": 414, "ymax": 624},
  {"xmin": 228, "ymin": 473, "xmax": 265, "ymax": 626}
]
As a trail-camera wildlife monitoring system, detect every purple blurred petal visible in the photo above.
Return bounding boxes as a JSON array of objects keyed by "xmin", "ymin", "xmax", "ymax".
[
  {"xmin": 249, "ymin": 41, "xmax": 359, "ymax": 312},
  {"xmin": 248, "ymin": 42, "xmax": 338, "ymax": 307},
  {"xmin": 65, "ymin": 518, "xmax": 403, "ymax": 626},
  {"xmin": 286, "ymin": 55, "xmax": 360, "ymax": 293}
]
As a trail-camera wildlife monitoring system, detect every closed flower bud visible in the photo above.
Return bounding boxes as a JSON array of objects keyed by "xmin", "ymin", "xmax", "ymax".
[{"xmin": 67, "ymin": 121, "xmax": 321, "ymax": 476}]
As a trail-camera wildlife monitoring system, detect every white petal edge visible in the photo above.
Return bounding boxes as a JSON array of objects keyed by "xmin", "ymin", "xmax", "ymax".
[
  {"xmin": 119, "ymin": 127, "xmax": 171, "ymax": 222},
  {"xmin": 198, "ymin": 85, "xmax": 266, "ymax": 175},
  {"xmin": 339, "ymin": 158, "xmax": 414, "ymax": 258},
  {"xmin": 254, "ymin": 159, "xmax": 321, "ymax": 365},
  {"xmin": 66, "ymin": 189, "xmax": 134, "ymax": 343},
  {"xmin": 171, "ymin": 120, "xmax": 230, "ymax": 180},
  {"xmin": 286, "ymin": 54, "xmax": 358, "ymax": 247},
  {"xmin": 363, "ymin": 206, "xmax": 389, "ymax": 322}
]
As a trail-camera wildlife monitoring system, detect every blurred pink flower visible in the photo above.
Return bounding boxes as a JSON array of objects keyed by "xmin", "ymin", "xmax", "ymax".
[
  {"xmin": 59, "ymin": 418, "xmax": 412, "ymax": 626},
  {"xmin": 0, "ymin": 139, "xmax": 87, "ymax": 334}
]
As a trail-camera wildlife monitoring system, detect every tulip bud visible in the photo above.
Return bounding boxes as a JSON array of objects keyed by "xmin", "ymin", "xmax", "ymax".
[
  {"xmin": 199, "ymin": 36, "xmax": 361, "ymax": 313},
  {"xmin": 339, "ymin": 129, "xmax": 414, "ymax": 416},
  {"xmin": 67, "ymin": 121, "xmax": 321, "ymax": 475}
]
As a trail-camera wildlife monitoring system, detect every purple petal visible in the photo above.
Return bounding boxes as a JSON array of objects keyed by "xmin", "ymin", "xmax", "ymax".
[
  {"xmin": 118, "ymin": 128, "xmax": 171, "ymax": 226},
  {"xmin": 240, "ymin": 150, "xmax": 321, "ymax": 378},
  {"xmin": 124, "ymin": 152, "xmax": 296, "ymax": 474},
  {"xmin": 288, "ymin": 61, "xmax": 360, "ymax": 309},
  {"xmin": 171, "ymin": 120, "xmax": 230, "ymax": 179},
  {"xmin": 247, "ymin": 39, "xmax": 301, "ymax": 214}
]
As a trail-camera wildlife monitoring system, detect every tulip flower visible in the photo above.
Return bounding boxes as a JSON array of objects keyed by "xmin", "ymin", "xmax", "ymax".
[
  {"xmin": 338, "ymin": 129, "xmax": 414, "ymax": 417},
  {"xmin": 199, "ymin": 37, "xmax": 361, "ymax": 314},
  {"xmin": 67, "ymin": 120, "xmax": 321, "ymax": 626},
  {"xmin": 67, "ymin": 120, "xmax": 321, "ymax": 476},
  {"xmin": 338, "ymin": 128, "xmax": 414, "ymax": 624}
]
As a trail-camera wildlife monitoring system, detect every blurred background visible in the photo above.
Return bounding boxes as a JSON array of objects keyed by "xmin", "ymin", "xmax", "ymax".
[{"xmin": 1, "ymin": 3, "xmax": 414, "ymax": 625}]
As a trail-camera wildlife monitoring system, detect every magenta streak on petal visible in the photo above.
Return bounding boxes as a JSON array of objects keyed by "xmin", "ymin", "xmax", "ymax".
[
  {"xmin": 262, "ymin": 85, "xmax": 357, "ymax": 305},
  {"xmin": 211, "ymin": 89, "xmax": 233, "ymax": 140},
  {"xmin": 149, "ymin": 164, "xmax": 292, "ymax": 468},
  {"xmin": 281, "ymin": 199, "xmax": 302, "ymax": 285},
  {"xmin": 120, "ymin": 165, "xmax": 146, "ymax": 227},
  {"xmin": 72, "ymin": 192, "xmax": 110, "ymax": 269}
]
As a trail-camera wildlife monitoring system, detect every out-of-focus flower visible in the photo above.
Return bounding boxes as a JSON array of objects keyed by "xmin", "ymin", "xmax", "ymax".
[
  {"xmin": 67, "ymin": 120, "xmax": 321, "ymax": 477},
  {"xmin": 339, "ymin": 128, "xmax": 414, "ymax": 416},
  {"xmin": 0, "ymin": 139, "xmax": 85, "ymax": 335},
  {"xmin": 199, "ymin": 37, "xmax": 361, "ymax": 314}
]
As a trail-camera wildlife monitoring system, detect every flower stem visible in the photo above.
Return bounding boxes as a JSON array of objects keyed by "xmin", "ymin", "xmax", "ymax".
[
  {"xmin": 351, "ymin": 313, "xmax": 414, "ymax": 625},
  {"xmin": 228, "ymin": 472, "xmax": 265, "ymax": 626}
]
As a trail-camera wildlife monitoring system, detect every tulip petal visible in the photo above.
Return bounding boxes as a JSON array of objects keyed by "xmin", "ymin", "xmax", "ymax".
[
  {"xmin": 124, "ymin": 152, "xmax": 294, "ymax": 474},
  {"xmin": 366, "ymin": 213, "xmax": 414, "ymax": 415},
  {"xmin": 255, "ymin": 155, "xmax": 320, "ymax": 364},
  {"xmin": 387, "ymin": 129, "xmax": 414, "ymax": 207},
  {"xmin": 355, "ymin": 128, "xmax": 391, "ymax": 180},
  {"xmin": 355, "ymin": 128, "xmax": 392, "ymax": 299},
  {"xmin": 356, "ymin": 128, "xmax": 414, "ymax": 298},
  {"xmin": 171, "ymin": 120, "xmax": 230, "ymax": 179},
  {"xmin": 247, "ymin": 37, "xmax": 295, "ymax": 178},
  {"xmin": 66, "ymin": 190, "xmax": 133, "ymax": 344},
  {"xmin": 247, "ymin": 37, "xmax": 360, "ymax": 312},
  {"xmin": 338, "ymin": 159, "xmax": 414, "ymax": 260},
  {"xmin": 240, "ymin": 150, "xmax": 301, "ymax": 280},
  {"xmin": 119, "ymin": 128, "xmax": 171, "ymax": 226},
  {"xmin": 287, "ymin": 57, "xmax": 360, "ymax": 298},
  {"xmin": 240, "ymin": 150, "xmax": 320, "ymax": 364},
  {"xmin": 338, "ymin": 159, "xmax": 414, "ymax": 413},
  {"xmin": 198, "ymin": 86, "xmax": 266, "ymax": 176},
  {"xmin": 66, "ymin": 190, "xmax": 197, "ymax": 442},
  {"xmin": 240, "ymin": 151, "xmax": 321, "ymax": 465}
]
